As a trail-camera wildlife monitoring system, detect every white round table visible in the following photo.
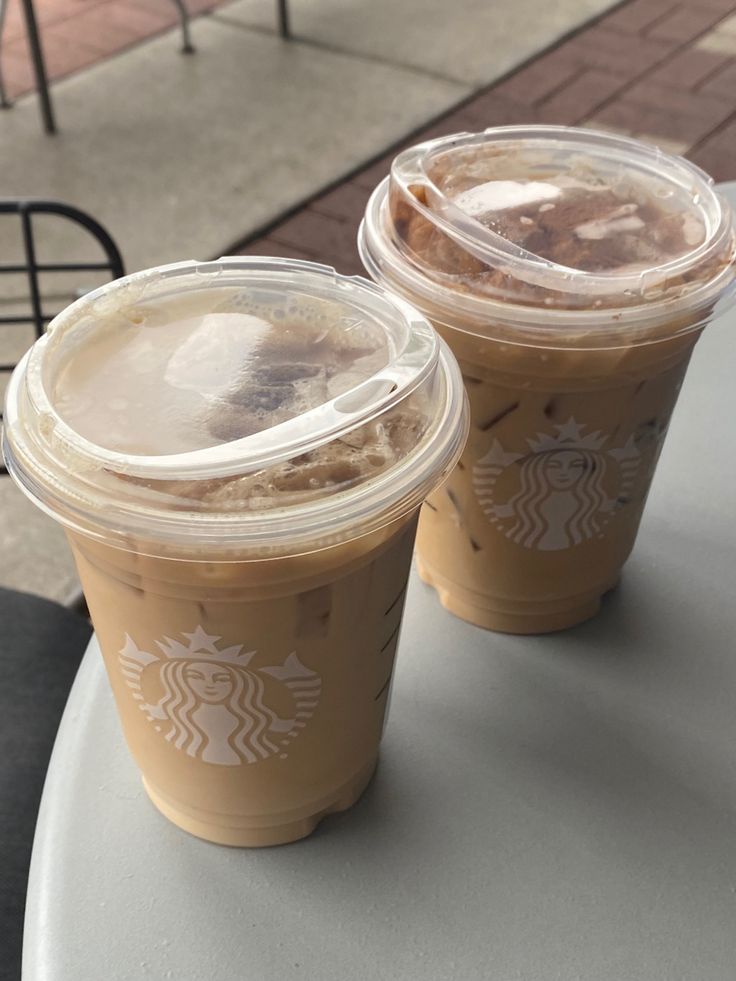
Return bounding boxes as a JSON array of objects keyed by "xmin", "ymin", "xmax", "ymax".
[{"xmin": 23, "ymin": 189, "xmax": 736, "ymax": 981}]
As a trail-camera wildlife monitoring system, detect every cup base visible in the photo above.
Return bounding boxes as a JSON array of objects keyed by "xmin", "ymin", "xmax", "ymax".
[
  {"xmin": 141, "ymin": 757, "xmax": 379, "ymax": 847},
  {"xmin": 416, "ymin": 557, "xmax": 614, "ymax": 634}
]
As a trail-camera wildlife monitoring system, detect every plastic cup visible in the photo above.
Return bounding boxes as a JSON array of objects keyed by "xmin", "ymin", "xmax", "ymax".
[
  {"xmin": 359, "ymin": 126, "xmax": 736, "ymax": 634},
  {"xmin": 3, "ymin": 257, "xmax": 467, "ymax": 845}
]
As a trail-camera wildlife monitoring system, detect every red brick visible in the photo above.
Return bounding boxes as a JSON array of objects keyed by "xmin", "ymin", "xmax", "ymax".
[
  {"xmin": 556, "ymin": 24, "xmax": 674, "ymax": 78},
  {"xmin": 1, "ymin": 0, "xmax": 111, "ymax": 37},
  {"xmin": 126, "ymin": 0, "xmax": 221, "ymax": 18},
  {"xmin": 351, "ymin": 94, "xmax": 537, "ymax": 192},
  {"xmin": 697, "ymin": 0, "xmax": 736, "ymax": 12},
  {"xmin": 408, "ymin": 116, "xmax": 468, "ymax": 144},
  {"xmin": 492, "ymin": 48, "xmax": 582, "ymax": 104},
  {"xmin": 183, "ymin": 0, "xmax": 224, "ymax": 16},
  {"xmin": 688, "ymin": 118, "xmax": 736, "ymax": 180},
  {"xmin": 603, "ymin": 0, "xmax": 675, "ymax": 35},
  {"xmin": 252, "ymin": 234, "xmax": 363, "ymax": 277},
  {"xmin": 269, "ymin": 210, "xmax": 358, "ymax": 259},
  {"xmin": 647, "ymin": 4, "xmax": 729, "ymax": 42},
  {"xmin": 450, "ymin": 92, "xmax": 538, "ymax": 130},
  {"xmin": 589, "ymin": 98, "xmax": 720, "ymax": 146},
  {"xmin": 536, "ymin": 69, "xmax": 626, "ymax": 125},
  {"xmin": 648, "ymin": 45, "xmax": 732, "ymax": 87},
  {"xmin": 698, "ymin": 56, "xmax": 736, "ymax": 95},
  {"xmin": 320, "ymin": 250, "xmax": 364, "ymax": 277},
  {"xmin": 624, "ymin": 77, "xmax": 734, "ymax": 123},
  {"xmin": 50, "ymin": 0, "xmax": 177, "ymax": 54},
  {"xmin": 352, "ymin": 152, "xmax": 397, "ymax": 191},
  {"xmin": 1, "ymin": 0, "xmax": 29, "ymax": 41},
  {"xmin": 0, "ymin": 46, "xmax": 35, "ymax": 97},
  {"xmin": 262, "ymin": 210, "xmax": 365, "ymax": 275},
  {"xmin": 234, "ymin": 238, "xmax": 317, "ymax": 264},
  {"xmin": 48, "ymin": 0, "xmax": 115, "ymax": 25},
  {"xmin": 199, "ymin": 0, "xmax": 225, "ymax": 14},
  {"xmin": 3, "ymin": 29, "xmax": 100, "ymax": 83},
  {"xmin": 312, "ymin": 182, "xmax": 371, "ymax": 222}
]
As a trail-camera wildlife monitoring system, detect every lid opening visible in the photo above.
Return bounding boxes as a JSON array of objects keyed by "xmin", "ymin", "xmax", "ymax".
[
  {"xmin": 3, "ymin": 258, "xmax": 468, "ymax": 555},
  {"xmin": 359, "ymin": 126, "xmax": 736, "ymax": 336}
]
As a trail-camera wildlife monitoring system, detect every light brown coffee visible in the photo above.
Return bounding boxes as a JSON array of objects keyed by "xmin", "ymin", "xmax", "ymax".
[
  {"xmin": 4, "ymin": 258, "xmax": 467, "ymax": 845},
  {"xmin": 52, "ymin": 292, "xmax": 427, "ymax": 843},
  {"xmin": 414, "ymin": 326, "xmax": 694, "ymax": 632},
  {"xmin": 402, "ymin": 160, "xmax": 701, "ymax": 630},
  {"xmin": 360, "ymin": 127, "xmax": 736, "ymax": 633},
  {"xmin": 68, "ymin": 513, "xmax": 416, "ymax": 846}
]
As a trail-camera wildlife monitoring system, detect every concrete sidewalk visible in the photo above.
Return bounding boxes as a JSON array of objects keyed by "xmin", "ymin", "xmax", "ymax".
[
  {"xmin": 0, "ymin": 0, "xmax": 621, "ymax": 603},
  {"xmin": 9, "ymin": 0, "xmax": 736, "ymax": 605},
  {"xmin": 0, "ymin": 0, "xmax": 619, "ymax": 274},
  {"xmin": 237, "ymin": 0, "xmax": 736, "ymax": 279}
]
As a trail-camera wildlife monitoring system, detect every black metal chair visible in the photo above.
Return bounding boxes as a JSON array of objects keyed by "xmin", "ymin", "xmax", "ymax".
[
  {"xmin": 0, "ymin": 0, "xmax": 55, "ymax": 131},
  {"xmin": 0, "ymin": 201, "xmax": 121, "ymax": 977},
  {"xmin": 0, "ymin": 199, "xmax": 124, "ymax": 475},
  {"xmin": 0, "ymin": 0, "xmax": 197, "ymax": 132},
  {"xmin": 0, "ymin": 0, "xmax": 292, "ymax": 134}
]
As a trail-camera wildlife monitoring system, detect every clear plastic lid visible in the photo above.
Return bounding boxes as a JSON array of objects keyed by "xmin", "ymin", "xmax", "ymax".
[
  {"xmin": 359, "ymin": 126, "xmax": 736, "ymax": 344},
  {"xmin": 2, "ymin": 258, "xmax": 467, "ymax": 556}
]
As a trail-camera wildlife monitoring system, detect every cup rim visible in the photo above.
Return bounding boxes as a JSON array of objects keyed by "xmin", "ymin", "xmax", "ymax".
[
  {"xmin": 358, "ymin": 127, "xmax": 736, "ymax": 349},
  {"xmin": 2, "ymin": 258, "xmax": 469, "ymax": 557}
]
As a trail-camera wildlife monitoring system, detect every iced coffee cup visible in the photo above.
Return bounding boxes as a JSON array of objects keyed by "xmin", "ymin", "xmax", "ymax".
[
  {"xmin": 2, "ymin": 258, "xmax": 467, "ymax": 845},
  {"xmin": 359, "ymin": 126, "xmax": 736, "ymax": 633}
]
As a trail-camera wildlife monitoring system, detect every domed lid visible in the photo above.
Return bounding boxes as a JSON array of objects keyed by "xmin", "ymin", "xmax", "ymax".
[
  {"xmin": 3, "ymin": 258, "xmax": 466, "ymax": 555},
  {"xmin": 360, "ymin": 126, "xmax": 736, "ymax": 342}
]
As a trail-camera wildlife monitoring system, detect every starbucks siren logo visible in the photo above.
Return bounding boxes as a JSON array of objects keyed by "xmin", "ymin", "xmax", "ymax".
[
  {"xmin": 118, "ymin": 626, "xmax": 321, "ymax": 766},
  {"xmin": 473, "ymin": 417, "xmax": 641, "ymax": 551}
]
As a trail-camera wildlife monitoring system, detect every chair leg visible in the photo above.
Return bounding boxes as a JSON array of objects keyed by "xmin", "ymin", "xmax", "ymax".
[
  {"xmin": 0, "ymin": 63, "xmax": 11, "ymax": 110},
  {"xmin": 276, "ymin": 0, "xmax": 290, "ymax": 39},
  {"xmin": 170, "ymin": 0, "xmax": 195, "ymax": 54},
  {"xmin": 0, "ymin": 0, "xmax": 13, "ymax": 109},
  {"xmin": 20, "ymin": 0, "xmax": 56, "ymax": 133},
  {"xmin": 66, "ymin": 589, "xmax": 90, "ymax": 619}
]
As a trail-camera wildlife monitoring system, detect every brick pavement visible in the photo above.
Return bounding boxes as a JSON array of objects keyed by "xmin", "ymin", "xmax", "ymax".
[
  {"xmin": 230, "ymin": 0, "xmax": 736, "ymax": 275},
  {"xmin": 3, "ymin": 0, "xmax": 736, "ymax": 273},
  {"xmin": 0, "ymin": 0, "xmax": 224, "ymax": 96}
]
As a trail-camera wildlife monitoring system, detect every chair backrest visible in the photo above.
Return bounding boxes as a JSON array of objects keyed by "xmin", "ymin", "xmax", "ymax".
[{"xmin": 0, "ymin": 199, "xmax": 124, "ymax": 474}]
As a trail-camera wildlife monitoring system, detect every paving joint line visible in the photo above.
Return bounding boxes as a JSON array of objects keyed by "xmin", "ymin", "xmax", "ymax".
[
  {"xmin": 534, "ymin": 65, "xmax": 590, "ymax": 107},
  {"xmin": 687, "ymin": 104, "xmax": 736, "ymax": 154},
  {"xmin": 604, "ymin": 3, "xmax": 686, "ymax": 39},
  {"xmin": 576, "ymin": 19, "xmax": 732, "ymax": 132},
  {"xmin": 694, "ymin": 64, "xmax": 736, "ymax": 96}
]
